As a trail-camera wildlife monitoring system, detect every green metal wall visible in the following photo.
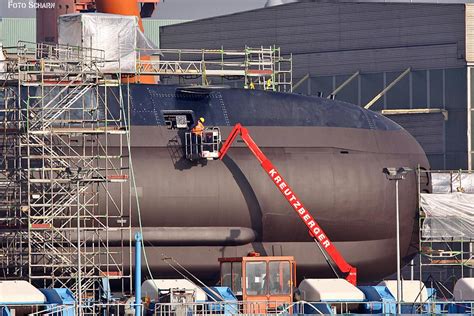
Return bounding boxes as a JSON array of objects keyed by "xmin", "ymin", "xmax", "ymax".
[
  {"xmin": 0, "ymin": 18, "xmax": 186, "ymax": 48},
  {"xmin": 0, "ymin": 18, "xmax": 36, "ymax": 47},
  {"xmin": 143, "ymin": 19, "xmax": 188, "ymax": 47}
]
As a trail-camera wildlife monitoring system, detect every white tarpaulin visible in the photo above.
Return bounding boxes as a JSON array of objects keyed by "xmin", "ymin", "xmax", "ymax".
[
  {"xmin": 58, "ymin": 13, "xmax": 156, "ymax": 73},
  {"xmin": 420, "ymin": 192, "xmax": 474, "ymax": 239},
  {"xmin": 431, "ymin": 172, "xmax": 474, "ymax": 194},
  {"xmin": 0, "ymin": 43, "xmax": 6, "ymax": 80}
]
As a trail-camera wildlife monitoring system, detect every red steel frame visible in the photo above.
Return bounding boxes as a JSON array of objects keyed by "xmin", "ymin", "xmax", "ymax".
[{"xmin": 219, "ymin": 123, "xmax": 357, "ymax": 285}]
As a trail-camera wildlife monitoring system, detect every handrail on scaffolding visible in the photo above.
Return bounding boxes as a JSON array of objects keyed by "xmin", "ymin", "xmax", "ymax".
[
  {"xmin": 135, "ymin": 46, "xmax": 293, "ymax": 92},
  {"xmin": 16, "ymin": 41, "xmax": 106, "ymax": 65}
]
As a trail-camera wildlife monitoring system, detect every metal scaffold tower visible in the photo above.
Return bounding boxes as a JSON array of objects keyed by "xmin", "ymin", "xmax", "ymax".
[
  {"xmin": 136, "ymin": 46, "xmax": 293, "ymax": 92},
  {"xmin": 0, "ymin": 82, "xmax": 25, "ymax": 279},
  {"xmin": 244, "ymin": 46, "xmax": 292, "ymax": 93},
  {"xmin": 417, "ymin": 168, "xmax": 474, "ymax": 295},
  {"xmin": 0, "ymin": 41, "xmax": 132, "ymax": 306}
]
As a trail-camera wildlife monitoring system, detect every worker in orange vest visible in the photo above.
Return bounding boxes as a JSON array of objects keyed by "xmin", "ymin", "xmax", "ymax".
[
  {"xmin": 191, "ymin": 117, "xmax": 205, "ymax": 136},
  {"xmin": 191, "ymin": 117, "xmax": 205, "ymax": 156}
]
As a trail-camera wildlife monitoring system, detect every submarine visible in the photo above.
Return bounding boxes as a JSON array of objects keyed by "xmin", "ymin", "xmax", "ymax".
[
  {"xmin": 33, "ymin": 0, "xmax": 431, "ymax": 284},
  {"xmin": 104, "ymin": 83, "xmax": 430, "ymax": 283}
]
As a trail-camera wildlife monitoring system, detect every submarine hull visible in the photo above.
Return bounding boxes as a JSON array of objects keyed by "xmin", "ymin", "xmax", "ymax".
[{"xmin": 114, "ymin": 121, "xmax": 428, "ymax": 282}]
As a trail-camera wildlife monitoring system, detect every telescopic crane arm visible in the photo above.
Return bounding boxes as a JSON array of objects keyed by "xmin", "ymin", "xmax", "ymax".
[{"xmin": 219, "ymin": 123, "xmax": 357, "ymax": 285}]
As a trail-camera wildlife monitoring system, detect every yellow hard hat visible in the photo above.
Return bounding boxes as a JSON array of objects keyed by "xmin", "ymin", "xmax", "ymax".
[{"xmin": 199, "ymin": 117, "xmax": 205, "ymax": 123}]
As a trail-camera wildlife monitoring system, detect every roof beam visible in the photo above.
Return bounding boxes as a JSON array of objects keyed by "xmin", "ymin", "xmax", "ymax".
[
  {"xmin": 292, "ymin": 73, "xmax": 310, "ymax": 91},
  {"xmin": 364, "ymin": 67, "xmax": 411, "ymax": 109},
  {"xmin": 328, "ymin": 70, "xmax": 360, "ymax": 99}
]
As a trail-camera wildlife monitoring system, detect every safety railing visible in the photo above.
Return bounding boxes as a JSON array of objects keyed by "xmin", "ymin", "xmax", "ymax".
[
  {"xmin": 16, "ymin": 41, "xmax": 106, "ymax": 75},
  {"xmin": 185, "ymin": 127, "xmax": 221, "ymax": 161},
  {"xmin": 136, "ymin": 47, "xmax": 292, "ymax": 92},
  {"xmin": 151, "ymin": 299, "xmax": 474, "ymax": 315},
  {"xmin": 89, "ymin": 302, "xmax": 144, "ymax": 316},
  {"xmin": 1, "ymin": 299, "xmax": 471, "ymax": 315},
  {"xmin": 0, "ymin": 304, "xmax": 75, "ymax": 316},
  {"xmin": 17, "ymin": 41, "xmax": 105, "ymax": 65},
  {"xmin": 0, "ymin": 302, "xmax": 144, "ymax": 315},
  {"xmin": 27, "ymin": 304, "xmax": 76, "ymax": 315},
  {"xmin": 153, "ymin": 300, "xmax": 299, "ymax": 316}
]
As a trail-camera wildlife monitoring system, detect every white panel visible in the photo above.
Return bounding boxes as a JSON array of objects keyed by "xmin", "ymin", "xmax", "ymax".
[
  {"xmin": 298, "ymin": 279, "xmax": 365, "ymax": 302},
  {"xmin": 0, "ymin": 280, "xmax": 46, "ymax": 304},
  {"xmin": 379, "ymin": 280, "xmax": 429, "ymax": 303},
  {"xmin": 454, "ymin": 278, "xmax": 474, "ymax": 300},
  {"xmin": 466, "ymin": 4, "xmax": 474, "ymax": 62},
  {"xmin": 0, "ymin": 43, "xmax": 6, "ymax": 80}
]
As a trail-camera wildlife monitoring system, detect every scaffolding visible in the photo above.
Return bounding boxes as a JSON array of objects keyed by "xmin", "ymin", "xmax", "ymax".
[
  {"xmin": 0, "ymin": 41, "xmax": 294, "ymax": 309},
  {"xmin": 136, "ymin": 46, "xmax": 293, "ymax": 92},
  {"xmin": 0, "ymin": 83, "xmax": 25, "ymax": 279},
  {"xmin": 417, "ymin": 168, "xmax": 474, "ymax": 294},
  {"xmin": 0, "ymin": 41, "xmax": 132, "ymax": 308}
]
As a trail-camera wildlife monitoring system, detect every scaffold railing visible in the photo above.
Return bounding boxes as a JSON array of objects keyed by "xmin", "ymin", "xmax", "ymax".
[
  {"xmin": 0, "ymin": 41, "xmax": 132, "ymax": 309},
  {"xmin": 136, "ymin": 46, "xmax": 293, "ymax": 92},
  {"xmin": 16, "ymin": 41, "xmax": 105, "ymax": 72}
]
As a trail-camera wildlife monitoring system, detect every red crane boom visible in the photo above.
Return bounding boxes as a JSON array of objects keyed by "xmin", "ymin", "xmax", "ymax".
[{"xmin": 219, "ymin": 123, "xmax": 357, "ymax": 285}]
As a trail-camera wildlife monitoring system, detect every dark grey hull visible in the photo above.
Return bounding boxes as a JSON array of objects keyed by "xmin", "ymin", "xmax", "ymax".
[{"xmin": 115, "ymin": 124, "xmax": 428, "ymax": 283}]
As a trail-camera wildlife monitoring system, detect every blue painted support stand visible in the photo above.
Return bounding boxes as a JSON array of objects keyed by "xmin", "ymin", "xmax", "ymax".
[{"xmin": 135, "ymin": 232, "xmax": 142, "ymax": 316}]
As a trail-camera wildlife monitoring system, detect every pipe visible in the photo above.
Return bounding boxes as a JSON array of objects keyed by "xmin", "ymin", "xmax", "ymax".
[
  {"xmin": 95, "ymin": 0, "xmax": 144, "ymax": 31},
  {"xmin": 135, "ymin": 232, "xmax": 142, "ymax": 316},
  {"xmin": 395, "ymin": 179, "xmax": 402, "ymax": 314},
  {"xmin": 71, "ymin": 226, "xmax": 257, "ymax": 246}
]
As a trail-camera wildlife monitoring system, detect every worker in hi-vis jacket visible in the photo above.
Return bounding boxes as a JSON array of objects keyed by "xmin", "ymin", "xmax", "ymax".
[{"xmin": 191, "ymin": 117, "xmax": 205, "ymax": 155}]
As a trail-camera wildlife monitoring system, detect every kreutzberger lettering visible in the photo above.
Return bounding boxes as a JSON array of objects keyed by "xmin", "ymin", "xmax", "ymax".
[{"xmin": 268, "ymin": 168, "xmax": 331, "ymax": 248}]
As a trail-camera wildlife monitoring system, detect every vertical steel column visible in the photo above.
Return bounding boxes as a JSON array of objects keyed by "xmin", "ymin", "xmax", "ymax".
[
  {"xmin": 135, "ymin": 232, "xmax": 142, "ymax": 316},
  {"xmin": 383, "ymin": 167, "xmax": 411, "ymax": 313},
  {"xmin": 468, "ymin": 66, "xmax": 472, "ymax": 171},
  {"xmin": 471, "ymin": 242, "xmax": 473, "ymax": 277},
  {"xmin": 77, "ymin": 181, "xmax": 82, "ymax": 311},
  {"xmin": 395, "ymin": 179, "xmax": 402, "ymax": 315}
]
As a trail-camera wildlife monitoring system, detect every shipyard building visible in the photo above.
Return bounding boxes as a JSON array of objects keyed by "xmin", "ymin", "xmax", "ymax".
[{"xmin": 159, "ymin": 0, "xmax": 474, "ymax": 171}]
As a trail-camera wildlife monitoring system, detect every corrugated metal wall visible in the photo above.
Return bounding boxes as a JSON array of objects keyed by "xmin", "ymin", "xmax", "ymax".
[
  {"xmin": 160, "ymin": 1, "xmax": 469, "ymax": 170},
  {"xmin": 142, "ymin": 19, "xmax": 187, "ymax": 47},
  {"xmin": 294, "ymin": 67, "xmax": 467, "ymax": 170},
  {"xmin": 0, "ymin": 18, "xmax": 36, "ymax": 47},
  {"xmin": 465, "ymin": 4, "xmax": 474, "ymax": 62},
  {"xmin": 470, "ymin": 67, "xmax": 474, "ymax": 170},
  {"xmin": 384, "ymin": 112, "xmax": 447, "ymax": 168},
  {"xmin": 160, "ymin": 1, "xmax": 466, "ymax": 76},
  {"xmin": 0, "ymin": 18, "xmax": 186, "ymax": 48}
]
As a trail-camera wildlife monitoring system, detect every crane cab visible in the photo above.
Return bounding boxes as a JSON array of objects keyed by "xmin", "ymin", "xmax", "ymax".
[
  {"xmin": 185, "ymin": 127, "xmax": 221, "ymax": 161},
  {"xmin": 218, "ymin": 254, "xmax": 296, "ymax": 313}
]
